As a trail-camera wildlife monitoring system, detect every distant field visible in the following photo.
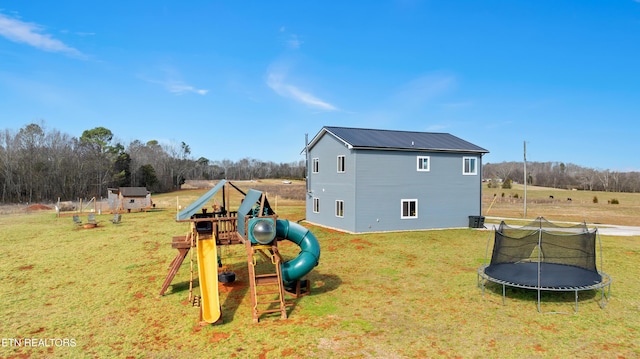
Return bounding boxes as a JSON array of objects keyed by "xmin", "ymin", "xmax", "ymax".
[
  {"xmin": 4, "ymin": 180, "xmax": 637, "ymax": 226},
  {"xmin": 182, "ymin": 179, "xmax": 306, "ymax": 201},
  {"xmin": 1, "ymin": 182, "xmax": 639, "ymax": 357},
  {"xmin": 179, "ymin": 180, "xmax": 640, "ymax": 226},
  {"xmin": 483, "ymin": 184, "xmax": 640, "ymax": 226}
]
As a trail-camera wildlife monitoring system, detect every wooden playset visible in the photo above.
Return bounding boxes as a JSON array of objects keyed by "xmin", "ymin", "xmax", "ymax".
[{"xmin": 159, "ymin": 180, "xmax": 320, "ymax": 324}]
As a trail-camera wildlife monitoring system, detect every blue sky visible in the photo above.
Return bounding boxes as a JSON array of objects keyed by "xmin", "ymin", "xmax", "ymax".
[{"xmin": 1, "ymin": 1, "xmax": 639, "ymax": 171}]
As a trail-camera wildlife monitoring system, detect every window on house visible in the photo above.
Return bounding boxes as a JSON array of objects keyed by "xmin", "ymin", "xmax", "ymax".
[
  {"xmin": 417, "ymin": 156, "xmax": 430, "ymax": 171},
  {"xmin": 401, "ymin": 199, "xmax": 418, "ymax": 219},
  {"xmin": 335, "ymin": 200, "xmax": 344, "ymax": 218},
  {"xmin": 312, "ymin": 158, "xmax": 319, "ymax": 173},
  {"xmin": 337, "ymin": 155, "xmax": 345, "ymax": 173},
  {"xmin": 313, "ymin": 197, "xmax": 320, "ymax": 213},
  {"xmin": 463, "ymin": 157, "xmax": 477, "ymax": 175}
]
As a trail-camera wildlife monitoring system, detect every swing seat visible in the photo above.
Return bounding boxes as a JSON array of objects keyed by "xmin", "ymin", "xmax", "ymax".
[{"xmin": 218, "ymin": 271, "xmax": 236, "ymax": 283}]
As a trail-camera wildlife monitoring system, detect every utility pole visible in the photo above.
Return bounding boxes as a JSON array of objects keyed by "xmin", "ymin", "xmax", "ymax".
[{"xmin": 523, "ymin": 141, "xmax": 527, "ymax": 218}]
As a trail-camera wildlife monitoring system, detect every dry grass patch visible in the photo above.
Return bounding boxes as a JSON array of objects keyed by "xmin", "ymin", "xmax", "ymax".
[{"xmin": 484, "ymin": 184, "xmax": 640, "ymax": 226}]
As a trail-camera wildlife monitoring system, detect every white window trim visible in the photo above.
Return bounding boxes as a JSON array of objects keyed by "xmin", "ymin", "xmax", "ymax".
[
  {"xmin": 312, "ymin": 158, "xmax": 319, "ymax": 173},
  {"xmin": 335, "ymin": 200, "xmax": 344, "ymax": 218},
  {"xmin": 401, "ymin": 199, "xmax": 418, "ymax": 219},
  {"xmin": 463, "ymin": 156, "xmax": 477, "ymax": 175},
  {"xmin": 337, "ymin": 155, "xmax": 345, "ymax": 173},
  {"xmin": 313, "ymin": 197, "xmax": 320, "ymax": 213},
  {"xmin": 417, "ymin": 156, "xmax": 430, "ymax": 172}
]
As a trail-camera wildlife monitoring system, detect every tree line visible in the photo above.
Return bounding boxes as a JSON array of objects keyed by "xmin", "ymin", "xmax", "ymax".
[
  {"xmin": 2, "ymin": 122, "xmax": 638, "ymax": 204},
  {"xmin": 0, "ymin": 123, "xmax": 305, "ymax": 204},
  {"xmin": 483, "ymin": 161, "xmax": 640, "ymax": 193}
]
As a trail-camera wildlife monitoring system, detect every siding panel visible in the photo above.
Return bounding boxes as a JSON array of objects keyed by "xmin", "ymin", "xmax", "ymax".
[
  {"xmin": 354, "ymin": 150, "xmax": 481, "ymax": 232},
  {"xmin": 306, "ymin": 133, "xmax": 356, "ymax": 232}
]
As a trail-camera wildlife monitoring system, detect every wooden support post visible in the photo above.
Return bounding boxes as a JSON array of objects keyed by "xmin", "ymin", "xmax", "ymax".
[
  {"xmin": 159, "ymin": 249, "xmax": 189, "ymax": 296},
  {"xmin": 159, "ymin": 234, "xmax": 193, "ymax": 296}
]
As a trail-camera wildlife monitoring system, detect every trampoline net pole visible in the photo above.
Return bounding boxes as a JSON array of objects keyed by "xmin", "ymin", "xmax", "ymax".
[
  {"xmin": 597, "ymin": 227, "xmax": 603, "ymax": 274},
  {"xmin": 483, "ymin": 226, "xmax": 494, "ymax": 266},
  {"xmin": 537, "ymin": 227, "xmax": 542, "ymax": 289},
  {"xmin": 537, "ymin": 227, "xmax": 542, "ymax": 313}
]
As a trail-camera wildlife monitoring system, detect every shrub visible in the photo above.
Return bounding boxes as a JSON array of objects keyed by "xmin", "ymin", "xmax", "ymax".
[
  {"xmin": 609, "ymin": 198, "xmax": 619, "ymax": 205},
  {"xmin": 513, "ymin": 193, "xmax": 519, "ymax": 199},
  {"xmin": 487, "ymin": 180, "xmax": 501, "ymax": 189},
  {"xmin": 502, "ymin": 178, "xmax": 512, "ymax": 189},
  {"xmin": 593, "ymin": 196, "xmax": 598, "ymax": 204}
]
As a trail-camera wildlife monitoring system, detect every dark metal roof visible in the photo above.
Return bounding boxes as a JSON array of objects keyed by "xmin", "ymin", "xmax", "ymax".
[
  {"xmin": 119, "ymin": 187, "xmax": 149, "ymax": 197},
  {"xmin": 308, "ymin": 126, "xmax": 488, "ymax": 154}
]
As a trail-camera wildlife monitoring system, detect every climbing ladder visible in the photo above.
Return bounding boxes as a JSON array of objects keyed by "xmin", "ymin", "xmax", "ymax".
[{"xmin": 246, "ymin": 241, "xmax": 288, "ymax": 323}]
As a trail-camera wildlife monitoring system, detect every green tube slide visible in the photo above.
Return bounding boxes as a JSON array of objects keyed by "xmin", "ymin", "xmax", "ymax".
[{"xmin": 276, "ymin": 219, "xmax": 321, "ymax": 283}]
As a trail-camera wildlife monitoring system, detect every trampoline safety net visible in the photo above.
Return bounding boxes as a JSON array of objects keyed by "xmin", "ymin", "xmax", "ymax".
[{"xmin": 491, "ymin": 217, "xmax": 597, "ymax": 272}]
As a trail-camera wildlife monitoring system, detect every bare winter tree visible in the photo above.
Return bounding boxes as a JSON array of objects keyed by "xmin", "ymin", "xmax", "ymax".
[{"xmin": 2, "ymin": 121, "xmax": 638, "ymax": 204}]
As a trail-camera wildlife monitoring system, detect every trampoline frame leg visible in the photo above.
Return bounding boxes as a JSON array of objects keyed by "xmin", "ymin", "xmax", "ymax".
[{"xmin": 599, "ymin": 283, "xmax": 611, "ymax": 309}]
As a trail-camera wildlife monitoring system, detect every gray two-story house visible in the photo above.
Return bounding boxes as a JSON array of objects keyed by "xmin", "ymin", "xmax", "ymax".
[{"xmin": 303, "ymin": 126, "xmax": 489, "ymax": 233}]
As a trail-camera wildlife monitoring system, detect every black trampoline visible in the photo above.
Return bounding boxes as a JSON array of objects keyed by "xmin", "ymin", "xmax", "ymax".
[{"xmin": 477, "ymin": 217, "xmax": 612, "ymax": 312}]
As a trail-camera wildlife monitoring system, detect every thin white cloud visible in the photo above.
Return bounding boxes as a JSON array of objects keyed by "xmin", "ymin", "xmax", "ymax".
[
  {"xmin": 141, "ymin": 66, "xmax": 208, "ymax": 96},
  {"xmin": 0, "ymin": 12, "xmax": 86, "ymax": 59},
  {"xmin": 278, "ymin": 26, "xmax": 303, "ymax": 49},
  {"xmin": 165, "ymin": 81, "xmax": 208, "ymax": 95},
  {"xmin": 287, "ymin": 34, "xmax": 303, "ymax": 49},
  {"xmin": 266, "ymin": 70, "xmax": 337, "ymax": 111},
  {"xmin": 145, "ymin": 78, "xmax": 208, "ymax": 96}
]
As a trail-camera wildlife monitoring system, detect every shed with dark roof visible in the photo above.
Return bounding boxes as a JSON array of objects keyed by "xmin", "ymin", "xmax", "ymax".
[
  {"xmin": 107, "ymin": 187, "xmax": 152, "ymax": 213},
  {"xmin": 302, "ymin": 126, "xmax": 488, "ymax": 233}
]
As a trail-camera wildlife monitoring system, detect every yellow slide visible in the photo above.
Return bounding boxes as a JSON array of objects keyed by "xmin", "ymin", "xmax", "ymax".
[{"xmin": 196, "ymin": 236, "xmax": 221, "ymax": 323}]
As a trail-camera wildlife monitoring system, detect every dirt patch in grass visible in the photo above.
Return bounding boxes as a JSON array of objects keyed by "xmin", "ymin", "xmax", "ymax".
[
  {"xmin": 26, "ymin": 204, "xmax": 52, "ymax": 211},
  {"xmin": 209, "ymin": 332, "xmax": 230, "ymax": 343}
]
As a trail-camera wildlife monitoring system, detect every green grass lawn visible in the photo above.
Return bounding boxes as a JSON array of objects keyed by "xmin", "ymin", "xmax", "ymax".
[{"xmin": 1, "ymin": 193, "xmax": 639, "ymax": 358}]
